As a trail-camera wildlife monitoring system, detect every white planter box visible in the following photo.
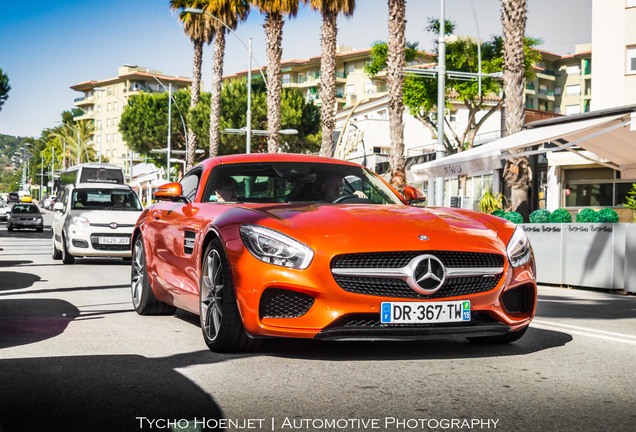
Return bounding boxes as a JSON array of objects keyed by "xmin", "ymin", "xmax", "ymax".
[{"xmin": 520, "ymin": 223, "xmax": 636, "ymax": 292}]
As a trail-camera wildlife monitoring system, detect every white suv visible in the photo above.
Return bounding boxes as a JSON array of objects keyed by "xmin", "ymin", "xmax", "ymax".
[{"xmin": 52, "ymin": 183, "xmax": 143, "ymax": 264}]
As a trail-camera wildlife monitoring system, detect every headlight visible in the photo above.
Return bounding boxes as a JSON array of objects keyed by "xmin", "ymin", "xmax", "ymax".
[
  {"xmin": 240, "ymin": 225, "xmax": 314, "ymax": 270},
  {"xmin": 507, "ymin": 227, "xmax": 531, "ymax": 268},
  {"xmin": 71, "ymin": 216, "xmax": 90, "ymax": 228}
]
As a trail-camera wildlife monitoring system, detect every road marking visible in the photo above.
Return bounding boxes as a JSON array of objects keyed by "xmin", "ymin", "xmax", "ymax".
[{"xmin": 532, "ymin": 319, "xmax": 636, "ymax": 346}]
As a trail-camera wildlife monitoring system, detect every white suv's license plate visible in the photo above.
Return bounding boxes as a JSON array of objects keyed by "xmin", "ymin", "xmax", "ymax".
[
  {"xmin": 99, "ymin": 237, "xmax": 130, "ymax": 245},
  {"xmin": 381, "ymin": 301, "xmax": 471, "ymax": 324}
]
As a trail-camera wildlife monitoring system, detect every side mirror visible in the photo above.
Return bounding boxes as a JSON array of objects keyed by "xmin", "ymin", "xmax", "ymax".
[
  {"xmin": 403, "ymin": 186, "xmax": 427, "ymax": 206},
  {"xmin": 153, "ymin": 182, "xmax": 187, "ymax": 202},
  {"xmin": 53, "ymin": 202, "xmax": 64, "ymax": 212}
]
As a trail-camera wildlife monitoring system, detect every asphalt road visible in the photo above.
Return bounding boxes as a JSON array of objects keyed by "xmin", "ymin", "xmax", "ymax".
[{"xmin": 1, "ymin": 211, "xmax": 635, "ymax": 432}]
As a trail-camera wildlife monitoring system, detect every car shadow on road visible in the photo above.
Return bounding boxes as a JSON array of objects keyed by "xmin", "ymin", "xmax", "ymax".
[
  {"xmin": 0, "ymin": 353, "xmax": 225, "ymax": 432},
  {"xmin": 0, "ymin": 299, "xmax": 225, "ymax": 431},
  {"xmin": 170, "ymin": 310, "xmax": 573, "ymax": 361}
]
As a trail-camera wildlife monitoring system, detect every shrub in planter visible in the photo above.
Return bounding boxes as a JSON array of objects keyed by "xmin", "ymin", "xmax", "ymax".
[
  {"xmin": 596, "ymin": 208, "xmax": 619, "ymax": 223},
  {"xmin": 529, "ymin": 209, "xmax": 551, "ymax": 223},
  {"xmin": 549, "ymin": 208, "xmax": 572, "ymax": 223},
  {"xmin": 503, "ymin": 211, "xmax": 524, "ymax": 224},
  {"xmin": 576, "ymin": 208, "xmax": 598, "ymax": 223},
  {"xmin": 491, "ymin": 209, "xmax": 506, "ymax": 218}
]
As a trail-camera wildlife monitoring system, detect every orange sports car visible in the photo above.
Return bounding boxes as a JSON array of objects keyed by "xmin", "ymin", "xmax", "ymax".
[{"xmin": 131, "ymin": 154, "xmax": 536, "ymax": 352}]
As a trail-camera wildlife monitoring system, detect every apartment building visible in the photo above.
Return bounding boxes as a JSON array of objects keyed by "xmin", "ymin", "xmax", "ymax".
[{"xmin": 70, "ymin": 65, "xmax": 191, "ymax": 177}]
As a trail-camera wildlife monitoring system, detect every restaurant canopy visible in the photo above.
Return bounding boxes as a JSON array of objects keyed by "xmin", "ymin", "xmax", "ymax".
[{"xmin": 411, "ymin": 106, "xmax": 636, "ymax": 180}]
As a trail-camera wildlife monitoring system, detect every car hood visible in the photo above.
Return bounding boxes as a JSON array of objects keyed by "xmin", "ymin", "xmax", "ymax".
[
  {"xmin": 70, "ymin": 209, "xmax": 142, "ymax": 225},
  {"xmin": 233, "ymin": 203, "xmax": 507, "ymax": 252}
]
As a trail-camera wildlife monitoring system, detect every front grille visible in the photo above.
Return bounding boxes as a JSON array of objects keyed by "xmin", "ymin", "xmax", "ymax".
[
  {"xmin": 90, "ymin": 233, "xmax": 131, "ymax": 251},
  {"xmin": 332, "ymin": 251, "xmax": 504, "ymax": 269},
  {"xmin": 259, "ymin": 288, "xmax": 315, "ymax": 319},
  {"xmin": 331, "ymin": 251, "xmax": 504, "ymax": 299},
  {"xmin": 334, "ymin": 275, "xmax": 501, "ymax": 299},
  {"xmin": 501, "ymin": 285, "xmax": 533, "ymax": 314}
]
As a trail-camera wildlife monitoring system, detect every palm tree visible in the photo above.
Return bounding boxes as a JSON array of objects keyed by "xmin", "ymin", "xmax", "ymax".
[
  {"xmin": 306, "ymin": 0, "xmax": 356, "ymax": 158},
  {"xmin": 387, "ymin": 0, "xmax": 407, "ymax": 191},
  {"xmin": 205, "ymin": 0, "xmax": 250, "ymax": 157},
  {"xmin": 252, "ymin": 0, "xmax": 301, "ymax": 153},
  {"xmin": 50, "ymin": 121, "xmax": 96, "ymax": 167},
  {"xmin": 170, "ymin": 0, "xmax": 214, "ymax": 169},
  {"xmin": 501, "ymin": 0, "xmax": 531, "ymax": 220}
]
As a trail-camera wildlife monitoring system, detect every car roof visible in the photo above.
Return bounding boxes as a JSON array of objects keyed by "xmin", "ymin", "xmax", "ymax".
[
  {"xmin": 68, "ymin": 183, "xmax": 133, "ymax": 191},
  {"xmin": 194, "ymin": 153, "xmax": 362, "ymax": 171}
]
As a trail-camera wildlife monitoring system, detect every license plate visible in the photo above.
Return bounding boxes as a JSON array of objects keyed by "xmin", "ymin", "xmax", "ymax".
[
  {"xmin": 381, "ymin": 300, "xmax": 471, "ymax": 324},
  {"xmin": 99, "ymin": 237, "xmax": 130, "ymax": 245}
]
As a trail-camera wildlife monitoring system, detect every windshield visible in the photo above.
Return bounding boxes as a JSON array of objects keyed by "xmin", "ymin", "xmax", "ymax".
[
  {"xmin": 202, "ymin": 162, "xmax": 404, "ymax": 205},
  {"xmin": 72, "ymin": 188, "xmax": 142, "ymax": 211}
]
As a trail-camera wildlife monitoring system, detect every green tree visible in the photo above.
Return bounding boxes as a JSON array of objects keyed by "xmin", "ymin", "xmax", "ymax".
[
  {"xmin": 252, "ymin": 0, "xmax": 301, "ymax": 153},
  {"xmin": 190, "ymin": 79, "xmax": 320, "ymax": 155},
  {"xmin": 0, "ymin": 68, "xmax": 10, "ymax": 111},
  {"xmin": 306, "ymin": 0, "xmax": 356, "ymax": 158},
  {"xmin": 501, "ymin": 0, "xmax": 531, "ymax": 220},
  {"xmin": 119, "ymin": 90, "xmax": 196, "ymax": 169}
]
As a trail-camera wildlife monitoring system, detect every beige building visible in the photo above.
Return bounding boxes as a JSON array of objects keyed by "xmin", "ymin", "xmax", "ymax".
[{"xmin": 71, "ymin": 65, "xmax": 191, "ymax": 178}]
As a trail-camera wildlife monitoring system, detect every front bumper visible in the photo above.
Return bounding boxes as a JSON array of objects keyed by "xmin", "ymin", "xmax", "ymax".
[
  {"xmin": 225, "ymin": 239, "xmax": 537, "ymax": 340},
  {"xmin": 65, "ymin": 228, "xmax": 133, "ymax": 258}
]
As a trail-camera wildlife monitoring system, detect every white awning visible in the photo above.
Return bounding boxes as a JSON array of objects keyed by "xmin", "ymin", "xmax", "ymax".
[{"xmin": 411, "ymin": 113, "xmax": 636, "ymax": 180}]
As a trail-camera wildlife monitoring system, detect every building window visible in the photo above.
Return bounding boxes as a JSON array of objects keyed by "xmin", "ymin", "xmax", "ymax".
[
  {"xmin": 114, "ymin": 102, "xmax": 119, "ymax": 111},
  {"xmin": 566, "ymin": 85, "xmax": 581, "ymax": 96},
  {"xmin": 627, "ymin": 46, "xmax": 636, "ymax": 74},
  {"xmin": 565, "ymin": 104, "xmax": 581, "ymax": 115},
  {"xmin": 566, "ymin": 65, "xmax": 580, "ymax": 75},
  {"xmin": 627, "ymin": 0, "xmax": 636, "ymax": 8},
  {"xmin": 106, "ymin": 118, "xmax": 112, "ymax": 127},
  {"xmin": 282, "ymin": 73, "xmax": 291, "ymax": 85},
  {"xmin": 346, "ymin": 84, "xmax": 355, "ymax": 95},
  {"xmin": 107, "ymin": 103, "xmax": 112, "ymax": 112},
  {"xmin": 564, "ymin": 168, "xmax": 630, "ymax": 207}
]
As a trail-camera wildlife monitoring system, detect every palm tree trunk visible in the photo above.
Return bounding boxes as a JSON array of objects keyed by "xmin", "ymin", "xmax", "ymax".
[
  {"xmin": 319, "ymin": 10, "xmax": 338, "ymax": 158},
  {"xmin": 187, "ymin": 39, "xmax": 203, "ymax": 169},
  {"xmin": 501, "ymin": 0, "xmax": 531, "ymax": 220},
  {"xmin": 263, "ymin": 13, "xmax": 284, "ymax": 153},
  {"xmin": 209, "ymin": 31, "xmax": 226, "ymax": 157},
  {"xmin": 387, "ymin": 0, "xmax": 407, "ymax": 192}
]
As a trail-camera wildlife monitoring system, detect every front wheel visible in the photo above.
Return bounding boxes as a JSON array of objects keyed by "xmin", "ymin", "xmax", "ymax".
[
  {"xmin": 199, "ymin": 239, "xmax": 254, "ymax": 353},
  {"xmin": 52, "ymin": 239, "xmax": 62, "ymax": 260},
  {"xmin": 61, "ymin": 236, "xmax": 75, "ymax": 265},
  {"xmin": 131, "ymin": 236, "xmax": 176, "ymax": 315}
]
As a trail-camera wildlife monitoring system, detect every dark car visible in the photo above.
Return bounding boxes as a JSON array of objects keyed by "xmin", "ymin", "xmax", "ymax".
[
  {"xmin": 7, "ymin": 192, "xmax": 20, "ymax": 204},
  {"xmin": 7, "ymin": 203, "xmax": 44, "ymax": 232}
]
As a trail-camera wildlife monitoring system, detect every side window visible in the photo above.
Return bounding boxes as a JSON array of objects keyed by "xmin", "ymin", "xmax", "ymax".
[{"xmin": 180, "ymin": 169, "xmax": 202, "ymax": 202}]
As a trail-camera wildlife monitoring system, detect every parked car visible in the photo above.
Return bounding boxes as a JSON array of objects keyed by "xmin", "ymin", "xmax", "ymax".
[
  {"xmin": 0, "ymin": 202, "xmax": 10, "ymax": 221},
  {"xmin": 52, "ymin": 183, "xmax": 143, "ymax": 264},
  {"xmin": 7, "ymin": 192, "xmax": 20, "ymax": 204},
  {"xmin": 7, "ymin": 203, "xmax": 44, "ymax": 232},
  {"xmin": 131, "ymin": 154, "xmax": 537, "ymax": 353}
]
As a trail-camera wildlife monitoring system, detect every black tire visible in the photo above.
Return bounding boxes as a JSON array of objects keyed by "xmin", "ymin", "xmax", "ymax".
[
  {"xmin": 468, "ymin": 325, "xmax": 529, "ymax": 344},
  {"xmin": 131, "ymin": 236, "xmax": 176, "ymax": 315},
  {"xmin": 7, "ymin": 225, "xmax": 13, "ymax": 232},
  {"xmin": 61, "ymin": 235, "xmax": 75, "ymax": 265},
  {"xmin": 199, "ymin": 239, "xmax": 254, "ymax": 353},
  {"xmin": 52, "ymin": 239, "xmax": 62, "ymax": 260}
]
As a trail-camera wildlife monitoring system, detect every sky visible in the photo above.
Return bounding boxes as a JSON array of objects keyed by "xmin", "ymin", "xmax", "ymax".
[{"xmin": 0, "ymin": 0, "xmax": 592, "ymax": 139}]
